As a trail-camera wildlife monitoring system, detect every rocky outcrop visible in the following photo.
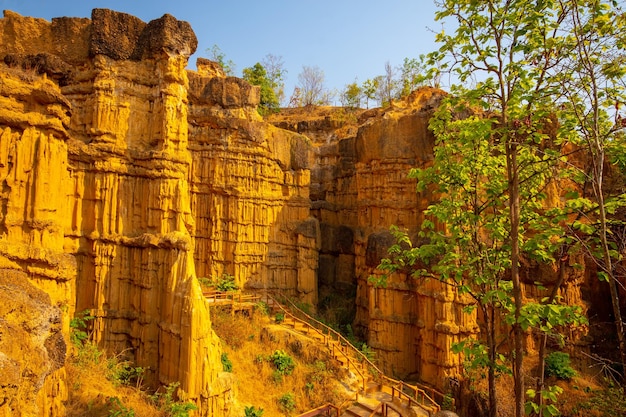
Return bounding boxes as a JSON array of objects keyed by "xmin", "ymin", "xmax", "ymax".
[
  {"xmin": 0, "ymin": 270, "xmax": 67, "ymax": 417},
  {"xmin": 0, "ymin": 7, "xmax": 602, "ymax": 413},
  {"xmin": 0, "ymin": 8, "xmax": 316, "ymax": 416}
]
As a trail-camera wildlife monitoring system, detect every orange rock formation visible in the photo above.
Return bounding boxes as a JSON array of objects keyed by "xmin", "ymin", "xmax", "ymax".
[
  {"xmin": 0, "ymin": 8, "xmax": 314, "ymax": 416},
  {"xmin": 270, "ymin": 92, "xmax": 480, "ymax": 387}
]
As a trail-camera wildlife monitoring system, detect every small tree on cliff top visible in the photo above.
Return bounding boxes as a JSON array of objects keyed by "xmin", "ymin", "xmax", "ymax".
[
  {"xmin": 207, "ymin": 44, "xmax": 235, "ymax": 76},
  {"xmin": 261, "ymin": 53, "xmax": 287, "ymax": 106},
  {"xmin": 243, "ymin": 62, "xmax": 280, "ymax": 115},
  {"xmin": 296, "ymin": 65, "xmax": 331, "ymax": 106}
]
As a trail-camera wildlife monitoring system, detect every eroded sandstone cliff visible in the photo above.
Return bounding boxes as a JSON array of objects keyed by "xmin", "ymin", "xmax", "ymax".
[
  {"xmin": 0, "ymin": 9, "xmax": 315, "ymax": 416},
  {"xmin": 269, "ymin": 91, "xmax": 479, "ymax": 386}
]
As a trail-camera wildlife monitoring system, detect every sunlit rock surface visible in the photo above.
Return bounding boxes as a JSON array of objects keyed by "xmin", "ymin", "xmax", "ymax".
[{"xmin": 0, "ymin": 8, "xmax": 314, "ymax": 415}]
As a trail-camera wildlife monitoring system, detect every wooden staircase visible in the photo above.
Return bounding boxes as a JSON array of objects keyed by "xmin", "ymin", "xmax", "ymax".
[
  {"xmin": 259, "ymin": 292, "xmax": 443, "ymax": 417},
  {"xmin": 204, "ymin": 289, "xmax": 446, "ymax": 416}
]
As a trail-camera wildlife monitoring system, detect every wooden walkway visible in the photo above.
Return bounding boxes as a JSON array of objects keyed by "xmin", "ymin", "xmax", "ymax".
[{"xmin": 204, "ymin": 289, "xmax": 447, "ymax": 417}]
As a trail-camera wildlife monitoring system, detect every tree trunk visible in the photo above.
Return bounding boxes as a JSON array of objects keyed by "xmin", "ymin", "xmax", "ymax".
[
  {"xmin": 534, "ymin": 255, "xmax": 567, "ymax": 416},
  {"xmin": 507, "ymin": 140, "xmax": 525, "ymax": 417},
  {"xmin": 487, "ymin": 305, "xmax": 498, "ymax": 417},
  {"xmin": 594, "ymin": 163, "xmax": 626, "ymax": 384}
]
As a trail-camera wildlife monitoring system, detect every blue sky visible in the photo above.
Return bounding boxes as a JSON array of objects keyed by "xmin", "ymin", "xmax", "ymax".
[{"xmin": 0, "ymin": 0, "xmax": 442, "ymax": 104}]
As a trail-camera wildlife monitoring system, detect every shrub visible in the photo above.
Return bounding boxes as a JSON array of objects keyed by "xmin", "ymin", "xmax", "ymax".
[
  {"xmin": 70, "ymin": 309, "xmax": 95, "ymax": 347},
  {"xmin": 254, "ymin": 301, "xmax": 269, "ymax": 316},
  {"xmin": 275, "ymin": 312, "xmax": 285, "ymax": 324},
  {"xmin": 277, "ymin": 392, "xmax": 296, "ymax": 413},
  {"xmin": 197, "ymin": 277, "xmax": 212, "ymax": 288},
  {"xmin": 360, "ymin": 343, "xmax": 376, "ymax": 362},
  {"xmin": 150, "ymin": 382, "xmax": 198, "ymax": 417},
  {"xmin": 221, "ymin": 352, "xmax": 233, "ymax": 372},
  {"xmin": 108, "ymin": 359, "xmax": 145, "ymax": 387},
  {"xmin": 270, "ymin": 350, "xmax": 295, "ymax": 375},
  {"xmin": 545, "ymin": 351, "xmax": 577, "ymax": 380},
  {"xmin": 107, "ymin": 397, "xmax": 135, "ymax": 417},
  {"xmin": 215, "ymin": 273, "xmax": 238, "ymax": 292},
  {"xmin": 244, "ymin": 406, "xmax": 264, "ymax": 417}
]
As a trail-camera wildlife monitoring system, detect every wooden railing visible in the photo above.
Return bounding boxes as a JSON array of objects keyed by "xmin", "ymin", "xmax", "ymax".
[
  {"xmin": 259, "ymin": 292, "xmax": 370, "ymax": 392},
  {"xmin": 203, "ymin": 290, "xmax": 261, "ymax": 315},
  {"xmin": 203, "ymin": 290, "xmax": 261, "ymax": 303},
  {"xmin": 266, "ymin": 292, "xmax": 444, "ymax": 416},
  {"xmin": 204, "ymin": 290, "xmax": 447, "ymax": 416},
  {"xmin": 296, "ymin": 403, "xmax": 340, "ymax": 417}
]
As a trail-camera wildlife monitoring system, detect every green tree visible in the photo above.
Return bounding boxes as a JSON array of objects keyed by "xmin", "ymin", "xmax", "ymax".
[
  {"xmin": 361, "ymin": 78, "xmax": 379, "ymax": 109},
  {"xmin": 426, "ymin": 2, "xmax": 581, "ymax": 415},
  {"xmin": 376, "ymin": 1, "xmax": 608, "ymax": 416},
  {"xmin": 243, "ymin": 62, "xmax": 280, "ymax": 115},
  {"xmin": 553, "ymin": 0, "xmax": 626, "ymax": 384},
  {"xmin": 398, "ymin": 57, "xmax": 426, "ymax": 97},
  {"xmin": 378, "ymin": 94, "xmax": 583, "ymax": 417},
  {"xmin": 340, "ymin": 81, "xmax": 363, "ymax": 109}
]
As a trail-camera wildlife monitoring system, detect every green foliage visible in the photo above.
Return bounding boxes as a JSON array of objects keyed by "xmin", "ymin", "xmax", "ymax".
[
  {"xmin": 74, "ymin": 340, "xmax": 103, "ymax": 366},
  {"xmin": 254, "ymin": 301, "xmax": 269, "ymax": 316},
  {"xmin": 243, "ymin": 62, "xmax": 280, "ymax": 115},
  {"xmin": 525, "ymin": 386, "xmax": 563, "ymax": 417},
  {"xmin": 518, "ymin": 302, "xmax": 587, "ymax": 342},
  {"xmin": 269, "ymin": 350, "xmax": 295, "ymax": 375},
  {"xmin": 197, "ymin": 276, "xmax": 211, "ymax": 288},
  {"xmin": 107, "ymin": 397, "xmax": 135, "ymax": 417},
  {"xmin": 451, "ymin": 339, "xmax": 510, "ymax": 378},
  {"xmin": 274, "ymin": 312, "xmax": 285, "ymax": 324},
  {"xmin": 304, "ymin": 382, "xmax": 314, "ymax": 394},
  {"xmin": 340, "ymin": 81, "xmax": 362, "ymax": 108},
  {"xmin": 441, "ymin": 393, "xmax": 455, "ymax": 411},
  {"xmin": 359, "ymin": 343, "xmax": 376, "ymax": 363},
  {"xmin": 294, "ymin": 301, "xmax": 313, "ymax": 315},
  {"xmin": 150, "ymin": 382, "xmax": 198, "ymax": 417},
  {"xmin": 244, "ymin": 406, "xmax": 265, "ymax": 417},
  {"xmin": 277, "ymin": 392, "xmax": 296, "ymax": 413},
  {"xmin": 261, "ymin": 53, "xmax": 287, "ymax": 106},
  {"xmin": 308, "ymin": 360, "xmax": 329, "ymax": 384},
  {"xmin": 70, "ymin": 309, "xmax": 95, "ymax": 347},
  {"xmin": 545, "ymin": 352, "xmax": 577, "ymax": 380},
  {"xmin": 572, "ymin": 384, "xmax": 626, "ymax": 416},
  {"xmin": 214, "ymin": 273, "xmax": 238, "ymax": 292},
  {"xmin": 221, "ymin": 352, "xmax": 233, "ymax": 373},
  {"xmin": 108, "ymin": 359, "xmax": 145, "ymax": 388},
  {"xmin": 361, "ymin": 78, "xmax": 379, "ymax": 109},
  {"xmin": 167, "ymin": 401, "xmax": 198, "ymax": 417},
  {"xmin": 398, "ymin": 56, "xmax": 429, "ymax": 97}
]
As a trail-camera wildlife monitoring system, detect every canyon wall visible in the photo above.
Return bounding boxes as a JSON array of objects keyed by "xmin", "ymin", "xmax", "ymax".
[
  {"xmin": 269, "ymin": 90, "xmax": 595, "ymax": 391},
  {"xmin": 0, "ymin": 9, "xmax": 315, "ymax": 416},
  {"xmin": 187, "ymin": 60, "xmax": 318, "ymax": 304},
  {"xmin": 270, "ymin": 91, "xmax": 479, "ymax": 387}
]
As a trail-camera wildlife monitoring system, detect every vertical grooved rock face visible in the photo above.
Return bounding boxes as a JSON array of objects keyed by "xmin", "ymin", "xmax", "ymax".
[
  {"xmin": 187, "ymin": 69, "xmax": 317, "ymax": 304},
  {"xmin": 0, "ymin": 9, "xmax": 254, "ymax": 416},
  {"xmin": 269, "ymin": 92, "xmax": 479, "ymax": 389}
]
